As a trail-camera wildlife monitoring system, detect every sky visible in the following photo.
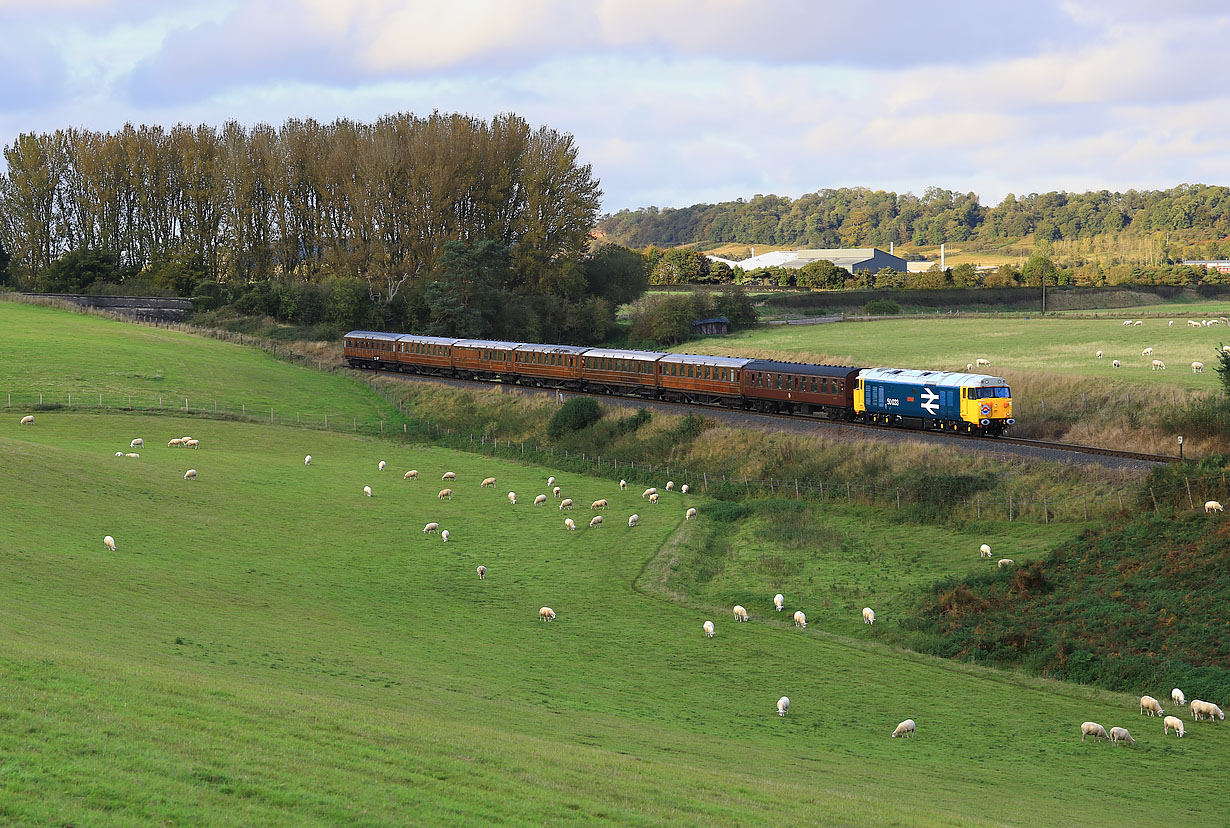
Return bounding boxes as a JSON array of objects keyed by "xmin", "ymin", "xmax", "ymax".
[{"xmin": 2, "ymin": 0, "xmax": 1228, "ymax": 213}]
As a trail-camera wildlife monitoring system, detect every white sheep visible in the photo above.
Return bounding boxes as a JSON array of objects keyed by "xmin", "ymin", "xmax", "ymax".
[
  {"xmin": 115, "ymin": 451, "xmax": 123, "ymax": 456},
  {"xmin": 703, "ymin": 620, "xmax": 714, "ymax": 638},
  {"xmin": 552, "ymin": 486, "xmax": 561, "ymax": 498},
  {"xmin": 998, "ymin": 559, "xmax": 1014, "ymax": 569},
  {"xmin": 508, "ymin": 491, "xmax": 517, "ymax": 505},
  {"xmin": 686, "ymin": 507, "xmax": 697, "ymax": 521},
  {"xmin": 642, "ymin": 488, "xmax": 656, "ymax": 499},
  {"xmin": 1109, "ymin": 726, "xmax": 1135, "ymax": 745},
  {"xmin": 1164, "ymin": 715, "xmax": 1186, "ymax": 736},
  {"xmin": 1189, "ymin": 320, "xmax": 1201, "ymax": 327},
  {"xmin": 681, "ymin": 484, "xmax": 689, "ymax": 494},
  {"xmin": 130, "ymin": 438, "xmax": 144, "ymax": 448},
  {"xmin": 648, "ymin": 493, "xmax": 659, "ymax": 504},
  {"xmin": 184, "ymin": 439, "xmax": 200, "ymax": 449},
  {"xmin": 774, "ymin": 593, "xmax": 784, "ymax": 612},
  {"xmin": 441, "ymin": 529, "xmax": 450, "ymax": 542},
  {"xmin": 438, "ymin": 488, "xmax": 453, "ymax": 500},
  {"xmin": 404, "ymin": 470, "xmax": 418, "ymax": 480},
  {"xmin": 184, "ymin": 469, "xmax": 197, "ymax": 480},
  {"xmin": 733, "ymin": 605, "xmax": 748, "ymax": 622},
  {"xmin": 481, "ymin": 477, "xmax": 496, "ymax": 487},
  {"xmin": 168, "ymin": 438, "xmax": 182, "ymax": 447},
  {"xmin": 979, "ymin": 543, "xmax": 992, "ymax": 558},
  {"xmin": 378, "ymin": 460, "xmax": 386, "ymax": 471},
  {"xmin": 442, "ymin": 471, "xmax": 456, "ymax": 481},
  {"xmin": 1133, "ymin": 320, "xmax": 1143, "ymax": 326},
  {"xmin": 539, "ymin": 607, "xmax": 556, "ymax": 622},
  {"xmin": 1204, "ymin": 500, "xmax": 1223, "ymax": 513},
  {"xmin": 628, "ymin": 514, "xmax": 639, "ymax": 527},
  {"xmin": 666, "ymin": 481, "xmax": 674, "ymax": 491},
  {"xmin": 891, "ymin": 719, "xmax": 916, "ymax": 738},
  {"xmin": 589, "ymin": 515, "xmax": 603, "ymax": 528},
  {"xmin": 1112, "ymin": 360, "xmax": 1121, "ymax": 368},
  {"xmin": 793, "ymin": 610, "xmax": 806, "ymax": 629},
  {"xmin": 862, "ymin": 607, "xmax": 875, "ymax": 625},
  {"xmin": 564, "ymin": 518, "xmax": 576, "ymax": 531},
  {"xmin": 1081, "ymin": 721, "xmax": 1109, "ymax": 742},
  {"xmin": 1172, "ymin": 688, "xmax": 1186, "ymax": 707},
  {"xmin": 1142, "ymin": 347, "xmax": 1154, "ymax": 356},
  {"xmin": 619, "ymin": 479, "xmax": 627, "ymax": 491},
  {"xmin": 591, "ymin": 499, "xmax": 608, "ymax": 510},
  {"xmin": 1191, "ymin": 700, "xmax": 1225, "ymax": 721},
  {"xmin": 547, "ymin": 476, "xmax": 556, "ymax": 487},
  {"xmin": 1095, "ymin": 350, "xmax": 1103, "ymax": 359},
  {"xmin": 1192, "ymin": 361, "xmax": 1204, "ymax": 373},
  {"xmin": 777, "ymin": 696, "xmax": 790, "ymax": 717},
  {"xmin": 1151, "ymin": 359, "xmax": 1166, "ymax": 370},
  {"xmin": 1224, "ymin": 345, "xmax": 1230, "ymax": 353},
  {"xmin": 124, "ymin": 452, "xmax": 140, "ymax": 458},
  {"xmin": 1169, "ymin": 320, "xmax": 1174, "ymax": 327},
  {"xmin": 181, "ymin": 436, "xmax": 192, "ymax": 443},
  {"xmin": 976, "ymin": 358, "xmax": 990, "ymax": 367},
  {"xmin": 534, "ymin": 494, "xmax": 547, "ymax": 507},
  {"xmin": 423, "ymin": 522, "xmax": 440, "ymax": 534},
  {"xmin": 966, "ymin": 363, "xmax": 974, "ymax": 370},
  {"xmin": 304, "ymin": 455, "xmax": 312, "ymax": 466},
  {"xmin": 1122, "ymin": 320, "xmax": 1133, "ymax": 326},
  {"xmin": 559, "ymin": 498, "xmax": 574, "ymax": 510},
  {"xmin": 1140, "ymin": 695, "xmax": 1164, "ymax": 717},
  {"xmin": 477, "ymin": 565, "xmax": 486, "ymax": 579},
  {"xmin": 103, "ymin": 535, "xmax": 116, "ymax": 551},
  {"xmin": 362, "ymin": 484, "xmax": 371, "ymax": 497},
  {"xmin": 19, "ymin": 415, "xmax": 33, "ymax": 425}
]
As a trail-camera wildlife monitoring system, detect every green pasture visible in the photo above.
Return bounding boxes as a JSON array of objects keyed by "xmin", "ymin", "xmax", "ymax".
[{"xmin": 694, "ymin": 315, "xmax": 1229, "ymax": 390}]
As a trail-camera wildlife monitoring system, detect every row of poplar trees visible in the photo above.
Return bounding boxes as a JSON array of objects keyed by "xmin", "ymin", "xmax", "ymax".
[{"xmin": 0, "ymin": 112, "xmax": 602, "ymax": 306}]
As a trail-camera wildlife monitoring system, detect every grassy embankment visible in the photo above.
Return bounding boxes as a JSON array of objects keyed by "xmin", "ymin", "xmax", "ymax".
[{"xmin": 4, "ymin": 302, "xmax": 1228, "ymax": 825}]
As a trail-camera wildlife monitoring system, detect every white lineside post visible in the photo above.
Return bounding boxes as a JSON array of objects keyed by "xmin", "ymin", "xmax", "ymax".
[
  {"xmin": 68, "ymin": 393, "xmax": 71, "ymax": 407},
  {"xmin": 99, "ymin": 393, "xmax": 102, "ymax": 406},
  {"xmin": 271, "ymin": 407, "xmax": 274, "ymax": 423},
  {"xmin": 185, "ymin": 398, "xmax": 189, "ymax": 412}
]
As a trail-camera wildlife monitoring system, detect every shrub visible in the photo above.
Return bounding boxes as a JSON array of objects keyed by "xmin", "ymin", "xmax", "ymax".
[
  {"xmin": 547, "ymin": 396, "xmax": 603, "ymax": 439},
  {"xmin": 863, "ymin": 299, "xmax": 901, "ymax": 315}
]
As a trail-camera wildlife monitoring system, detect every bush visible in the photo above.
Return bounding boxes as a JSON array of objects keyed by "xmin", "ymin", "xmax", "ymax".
[
  {"xmin": 863, "ymin": 299, "xmax": 901, "ymax": 315},
  {"xmin": 547, "ymin": 397, "xmax": 603, "ymax": 439}
]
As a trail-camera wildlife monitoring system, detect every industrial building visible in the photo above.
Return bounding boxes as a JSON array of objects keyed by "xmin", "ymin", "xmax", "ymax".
[{"xmin": 708, "ymin": 247, "xmax": 907, "ymax": 274}]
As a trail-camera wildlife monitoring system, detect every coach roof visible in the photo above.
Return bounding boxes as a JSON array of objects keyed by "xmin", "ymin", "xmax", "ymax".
[
  {"xmin": 344, "ymin": 330, "xmax": 403, "ymax": 342},
  {"xmin": 396, "ymin": 334, "xmax": 460, "ymax": 346},
  {"xmin": 452, "ymin": 339, "xmax": 525, "ymax": 350},
  {"xmin": 743, "ymin": 359, "xmax": 861, "ymax": 378},
  {"xmin": 515, "ymin": 343, "xmax": 590, "ymax": 355},
  {"xmin": 582, "ymin": 347, "xmax": 669, "ymax": 361},
  {"xmin": 659, "ymin": 353, "xmax": 753, "ymax": 368}
]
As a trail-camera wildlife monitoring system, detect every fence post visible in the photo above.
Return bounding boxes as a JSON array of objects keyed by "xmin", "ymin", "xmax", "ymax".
[
  {"xmin": 353, "ymin": 418, "xmax": 356, "ymax": 431},
  {"xmin": 1043, "ymin": 494, "xmax": 1048, "ymax": 524},
  {"xmin": 297, "ymin": 412, "xmax": 300, "ymax": 424},
  {"xmin": 159, "ymin": 396, "xmax": 162, "ymax": 408},
  {"xmin": 976, "ymin": 495, "xmax": 981, "ymax": 519},
  {"xmin": 1185, "ymin": 477, "xmax": 1195, "ymax": 510},
  {"xmin": 185, "ymin": 398, "xmax": 189, "ymax": 412},
  {"xmin": 896, "ymin": 488, "xmax": 901, "ymax": 509},
  {"xmin": 99, "ymin": 393, "xmax": 102, "ymax": 406},
  {"xmin": 324, "ymin": 414, "xmax": 328, "ymax": 429},
  {"xmin": 68, "ymin": 393, "xmax": 71, "ymax": 407}
]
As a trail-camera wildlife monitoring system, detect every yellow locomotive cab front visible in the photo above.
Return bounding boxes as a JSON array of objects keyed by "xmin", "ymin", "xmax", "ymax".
[{"xmin": 961, "ymin": 385, "xmax": 1014, "ymax": 433}]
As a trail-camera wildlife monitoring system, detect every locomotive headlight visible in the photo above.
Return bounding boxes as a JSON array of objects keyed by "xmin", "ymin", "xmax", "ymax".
[
  {"xmin": 980, "ymin": 418, "xmax": 990, "ymax": 426},
  {"xmin": 1006, "ymin": 418, "xmax": 1016, "ymax": 425}
]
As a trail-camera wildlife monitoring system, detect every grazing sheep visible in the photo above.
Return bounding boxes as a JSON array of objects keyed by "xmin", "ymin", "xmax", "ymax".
[
  {"xmin": 1204, "ymin": 500, "xmax": 1223, "ymax": 513},
  {"xmin": 681, "ymin": 484, "xmax": 689, "ymax": 494},
  {"xmin": 441, "ymin": 530, "xmax": 450, "ymax": 543},
  {"xmin": 1169, "ymin": 320, "xmax": 1174, "ymax": 327},
  {"xmin": 423, "ymin": 522, "xmax": 439, "ymax": 534},
  {"xmin": 559, "ymin": 498, "xmax": 574, "ymax": 510},
  {"xmin": 666, "ymin": 481, "xmax": 674, "ymax": 491},
  {"xmin": 1189, "ymin": 320, "xmax": 1201, "ymax": 327},
  {"xmin": 1112, "ymin": 360, "xmax": 1121, "ymax": 368},
  {"xmin": 1140, "ymin": 695, "xmax": 1164, "ymax": 717},
  {"xmin": 619, "ymin": 479, "xmax": 627, "ymax": 491},
  {"xmin": 1122, "ymin": 320, "xmax": 1133, "ymax": 326},
  {"xmin": 891, "ymin": 719, "xmax": 916, "ymax": 738},
  {"xmin": 182, "ymin": 439, "xmax": 199, "ymax": 449},
  {"xmin": 1164, "ymin": 715, "xmax": 1186, "ymax": 737},
  {"xmin": 167, "ymin": 438, "xmax": 182, "ymax": 447},
  {"xmin": 997, "ymin": 558, "xmax": 1016, "ymax": 570},
  {"xmin": 591, "ymin": 499, "xmax": 608, "ymax": 510},
  {"xmin": 534, "ymin": 494, "xmax": 547, "ymax": 507},
  {"xmin": 966, "ymin": 363, "xmax": 974, "ymax": 370},
  {"xmin": 686, "ymin": 507, "xmax": 697, "ymax": 521},
  {"xmin": 477, "ymin": 565, "xmax": 486, "ymax": 579},
  {"xmin": 1081, "ymin": 722, "xmax": 1109, "ymax": 742},
  {"xmin": 564, "ymin": 518, "xmax": 576, "ymax": 531},
  {"xmin": 1110, "ymin": 726, "xmax": 1135, "ymax": 745},
  {"xmin": 181, "ymin": 436, "xmax": 192, "ymax": 444},
  {"xmin": 552, "ymin": 486, "xmax": 561, "ymax": 498},
  {"xmin": 980, "ymin": 543, "xmax": 992, "ymax": 558},
  {"xmin": 547, "ymin": 476, "xmax": 556, "ymax": 487},
  {"xmin": 481, "ymin": 477, "xmax": 496, "ymax": 487},
  {"xmin": 103, "ymin": 535, "xmax": 116, "ymax": 551},
  {"xmin": 378, "ymin": 460, "xmax": 386, "ymax": 471},
  {"xmin": 648, "ymin": 493, "xmax": 659, "ymax": 504},
  {"xmin": 1133, "ymin": 320, "xmax": 1143, "ymax": 326},
  {"xmin": 1224, "ymin": 345, "xmax": 1230, "ymax": 353},
  {"xmin": 1095, "ymin": 350, "xmax": 1103, "ymax": 359},
  {"xmin": 362, "ymin": 484, "xmax": 371, "ymax": 497},
  {"xmin": 1151, "ymin": 359, "xmax": 1166, "ymax": 370},
  {"xmin": 777, "ymin": 696, "xmax": 790, "ymax": 717},
  {"xmin": 404, "ymin": 470, "xmax": 418, "ymax": 480},
  {"xmin": 628, "ymin": 514, "xmax": 639, "ymax": 527},
  {"xmin": 438, "ymin": 488, "xmax": 453, "ymax": 500},
  {"xmin": 1172, "ymin": 688, "xmax": 1186, "ymax": 707},
  {"xmin": 642, "ymin": 488, "xmax": 657, "ymax": 499},
  {"xmin": 304, "ymin": 455, "xmax": 312, "ymax": 466},
  {"xmin": 703, "ymin": 620, "xmax": 714, "ymax": 638},
  {"xmin": 589, "ymin": 515, "xmax": 603, "ymax": 528},
  {"xmin": 508, "ymin": 491, "xmax": 517, "ymax": 505},
  {"xmin": 1191, "ymin": 700, "xmax": 1225, "ymax": 721},
  {"xmin": 130, "ymin": 438, "xmax": 144, "ymax": 448},
  {"xmin": 733, "ymin": 605, "xmax": 748, "ymax": 622},
  {"xmin": 774, "ymin": 593, "xmax": 784, "ymax": 612},
  {"xmin": 184, "ymin": 469, "xmax": 197, "ymax": 480},
  {"xmin": 793, "ymin": 610, "xmax": 807, "ymax": 629},
  {"xmin": 19, "ymin": 415, "xmax": 33, "ymax": 425},
  {"xmin": 124, "ymin": 452, "xmax": 140, "ymax": 458},
  {"xmin": 976, "ymin": 358, "xmax": 990, "ymax": 367},
  {"xmin": 1193, "ymin": 361, "xmax": 1205, "ymax": 373},
  {"xmin": 1142, "ymin": 347, "xmax": 1154, "ymax": 356},
  {"xmin": 442, "ymin": 472, "xmax": 456, "ymax": 481},
  {"xmin": 115, "ymin": 451, "xmax": 123, "ymax": 456},
  {"xmin": 539, "ymin": 607, "xmax": 556, "ymax": 622},
  {"xmin": 862, "ymin": 607, "xmax": 875, "ymax": 625}
]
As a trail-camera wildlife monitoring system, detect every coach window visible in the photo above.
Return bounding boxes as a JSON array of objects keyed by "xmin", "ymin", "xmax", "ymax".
[{"xmin": 776, "ymin": 374, "xmax": 783, "ymax": 390}]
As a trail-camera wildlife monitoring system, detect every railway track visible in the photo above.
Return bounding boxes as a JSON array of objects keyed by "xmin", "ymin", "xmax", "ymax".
[{"xmin": 360, "ymin": 368, "xmax": 1175, "ymax": 468}]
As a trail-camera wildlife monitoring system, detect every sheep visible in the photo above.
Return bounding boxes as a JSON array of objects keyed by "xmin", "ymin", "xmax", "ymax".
[
  {"xmin": 1205, "ymin": 500, "xmax": 1224, "ymax": 513},
  {"xmin": 1172, "ymin": 688, "xmax": 1186, "ymax": 707},
  {"xmin": 564, "ymin": 518, "xmax": 576, "ymax": 531},
  {"xmin": 591, "ymin": 499, "xmax": 608, "ymax": 510},
  {"xmin": 1140, "ymin": 695, "xmax": 1164, "ymax": 717},
  {"xmin": 378, "ymin": 460, "xmax": 386, "ymax": 471},
  {"xmin": 103, "ymin": 535, "xmax": 116, "ymax": 552},
  {"xmin": 477, "ymin": 565, "xmax": 487, "ymax": 579},
  {"xmin": 681, "ymin": 484, "xmax": 689, "ymax": 494},
  {"xmin": 130, "ymin": 438, "xmax": 144, "ymax": 448},
  {"xmin": 304, "ymin": 455, "xmax": 312, "ymax": 466},
  {"xmin": 979, "ymin": 543, "xmax": 992, "ymax": 558},
  {"xmin": 642, "ymin": 488, "xmax": 657, "ymax": 499},
  {"xmin": 185, "ymin": 439, "xmax": 200, "ymax": 449},
  {"xmin": 115, "ymin": 451, "xmax": 123, "ymax": 456},
  {"xmin": 1081, "ymin": 721, "xmax": 1109, "ymax": 742},
  {"xmin": 1192, "ymin": 361, "xmax": 1204, "ymax": 373},
  {"xmin": 438, "ymin": 488, "xmax": 453, "ymax": 501},
  {"xmin": 1095, "ymin": 350, "xmax": 1103, "ymax": 359},
  {"xmin": 167, "ymin": 438, "xmax": 182, "ymax": 447},
  {"xmin": 180, "ymin": 436, "xmax": 192, "ymax": 444},
  {"xmin": 619, "ymin": 479, "xmax": 627, "ymax": 491},
  {"xmin": 508, "ymin": 491, "xmax": 517, "ymax": 505},
  {"xmin": 441, "ymin": 530, "xmax": 450, "ymax": 542},
  {"xmin": 966, "ymin": 363, "xmax": 974, "ymax": 370},
  {"xmin": 1151, "ymin": 359, "xmax": 1166, "ymax": 370},
  {"xmin": 628, "ymin": 514, "xmax": 639, "ymax": 527},
  {"xmin": 547, "ymin": 476, "xmax": 556, "ymax": 487},
  {"xmin": 442, "ymin": 472, "xmax": 456, "ymax": 481},
  {"xmin": 891, "ymin": 719, "xmax": 916, "ymax": 738},
  {"xmin": 774, "ymin": 593, "xmax": 784, "ymax": 612},
  {"xmin": 539, "ymin": 607, "xmax": 556, "ymax": 622},
  {"xmin": 184, "ymin": 469, "xmax": 197, "ymax": 480},
  {"xmin": 481, "ymin": 477, "xmax": 496, "ymax": 487},
  {"xmin": 124, "ymin": 452, "xmax": 140, "ymax": 458},
  {"xmin": 862, "ymin": 607, "xmax": 875, "ymax": 625},
  {"xmin": 19, "ymin": 415, "xmax": 33, "ymax": 425},
  {"xmin": 1133, "ymin": 320, "xmax": 1143, "ymax": 326},
  {"xmin": 1169, "ymin": 320, "xmax": 1174, "ymax": 327},
  {"xmin": 777, "ymin": 696, "xmax": 790, "ymax": 717},
  {"xmin": 1122, "ymin": 320, "xmax": 1133, "ymax": 326},
  {"xmin": 1189, "ymin": 320, "xmax": 1202, "ymax": 327},
  {"xmin": 404, "ymin": 470, "xmax": 418, "ymax": 480},
  {"xmin": 975, "ymin": 358, "xmax": 990, "ymax": 367},
  {"xmin": 533, "ymin": 494, "xmax": 547, "ymax": 507},
  {"xmin": 666, "ymin": 481, "xmax": 674, "ymax": 491},
  {"xmin": 1112, "ymin": 360, "xmax": 1121, "ymax": 368},
  {"xmin": 1142, "ymin": 347, "xmax": 1154, "ymax": 356},
  {"xmin": 362, "ymin": 484, "xmax": 371, "ymax": 497},
  {"xmin": 648, "ymin": 493, "xmax": 659, "ymax": 504},
  {"xmin": 559, "ymin": 498, "xmax": 574, "ymax": 510},
  {"xmin": 1109, "ymin": 726, "xmax": 1135, "ymax": 745},
  {"xmin": 703, "ymin": 620, "xmax": 715, "ymax": 638},
  {"xmin": 998, "ymin": 558, "xmax": 1015, "ymax": 569},
  {"xmin": 552, "ymin": 486, "xmax": 561, "ymax": 498},
  {"xmin": 733, "ymin": 605, "xmax": 748, "ymax": 622},
  {"xmin": 793, "ymin": 610, "xmax": 806, "ymax": 629},
  {"xmin": 589, "ymin": 515, "xmax": 603, "ymax": 528},
  {"xmin": 1191, "ymin": 700, "xmax": 1225, "ymax": 721},
  {"xmin": 423, "ymin": 522, "xmax": 439, "ymax": 534},
  {"xmin": 686, "ymin": 507, "xmax": 697, "ymax": 521},
  {"xmin": 1164, "ymin": 715, "xmax": 1186, "ymax": 737}
]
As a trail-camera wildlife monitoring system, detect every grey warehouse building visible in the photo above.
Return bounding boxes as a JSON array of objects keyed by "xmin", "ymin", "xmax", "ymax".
[{"xmin": 708, "ymin": 247, "xmax": 907, "ymax": 274}]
